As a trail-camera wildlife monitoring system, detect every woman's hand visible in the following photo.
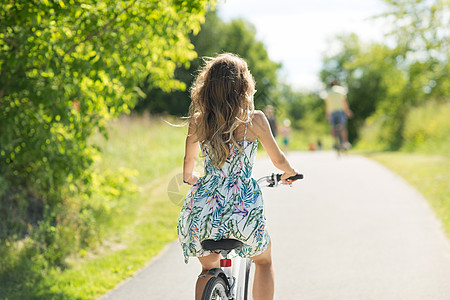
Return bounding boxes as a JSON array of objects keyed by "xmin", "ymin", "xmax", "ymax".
[
  {"xmin": 184, "ymin": 171, "xmax": 200, "ymax": 185},
  {"xmin": 281, "ymin": 169, "xmax": 300, "ymax": 185}
]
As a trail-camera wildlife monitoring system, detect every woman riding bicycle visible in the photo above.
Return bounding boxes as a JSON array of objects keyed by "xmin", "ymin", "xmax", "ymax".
[
  {"xmin": 324, "ymin": 79, "xmax": 353, "ymax": 149},
  {"xmin": 177, "ymin": 53, "xmax": 299, "ymax": 300}
]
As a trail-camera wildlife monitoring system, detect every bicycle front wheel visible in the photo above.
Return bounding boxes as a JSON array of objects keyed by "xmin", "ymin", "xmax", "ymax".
[{"xmin": 201, "ymin": 276, "xmax": 229, "ymax": 300}]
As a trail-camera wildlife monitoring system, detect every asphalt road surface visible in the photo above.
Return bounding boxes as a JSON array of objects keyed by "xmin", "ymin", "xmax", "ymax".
[{"xmin": 100, "ymin": 151, "xmax": 450, "ymax": 300}]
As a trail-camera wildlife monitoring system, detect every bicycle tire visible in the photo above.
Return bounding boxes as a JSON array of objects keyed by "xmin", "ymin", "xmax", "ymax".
[
  {"xmin": 201, "ymin": 276, "xmax": 229, "ymax": 300},
  {"xmin": 243, "ymin": 258, "xmax": 253, "ymax": 300},
  {"xmin": 333, "ymin": 123, "xmax": 344, "ymax": 155}
]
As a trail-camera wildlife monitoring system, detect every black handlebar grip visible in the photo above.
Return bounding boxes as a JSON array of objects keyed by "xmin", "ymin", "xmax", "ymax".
[{"xmin": 276, "ymin": 173, "xmax": 304, "ymax": 181}]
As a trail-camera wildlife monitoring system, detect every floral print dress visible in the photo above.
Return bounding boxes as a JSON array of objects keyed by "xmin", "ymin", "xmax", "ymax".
[{"xmin": 177, "ymin": 124, "xmax": 270, "ymax": 263}]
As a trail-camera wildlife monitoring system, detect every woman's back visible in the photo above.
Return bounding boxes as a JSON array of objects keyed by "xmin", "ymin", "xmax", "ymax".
[
  {"xmin": 178, "ymin": 118, "xmax": 270, "ymax": 263},
  {"xmin": 179, "ymin": 53, "xmax": 299, "ymax": 300},
  {"xmin": 201, "ymin": 122, "xmax": 257, "ymax": 179}
]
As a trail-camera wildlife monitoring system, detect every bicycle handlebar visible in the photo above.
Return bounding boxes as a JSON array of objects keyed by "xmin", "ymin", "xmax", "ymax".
[
  {"xmin": 276, "ymin": 173, "xmax": 304, "ymax": 181},
  {"xmin": 257, "ymin": 173, "xmax": 304, "ymax": 188}
]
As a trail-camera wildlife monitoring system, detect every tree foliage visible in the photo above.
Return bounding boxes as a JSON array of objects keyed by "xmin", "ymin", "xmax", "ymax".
[
  {"xmin": 320, "ymin": 0, "xmax": 449, "ymax": 149},
  {"xmin": 382, "ymin": 0, "xmax": 449, "ymax": 104},
  {"xmin": 136, "ymin": 10, "xmax": 281, "ymax": 115},
  {"xmin": 271, "ymin": 83, "xmax": 324, "ymax": 130},
  {"xmin": 0, "ymin": 0, "xmax": 212, "ymax": 263},
  {"xmin": 381, "ymin": 0, "xmax": 449, "ymax": 58},
  {"xmin": 221, "ymin": 19, "xmax": 280, "ymax": 108}
]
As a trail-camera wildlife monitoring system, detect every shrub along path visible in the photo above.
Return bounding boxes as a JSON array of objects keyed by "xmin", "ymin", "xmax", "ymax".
[{"xmin": 101, "ymin": 151, "xmax": 450, "ymax": 299}]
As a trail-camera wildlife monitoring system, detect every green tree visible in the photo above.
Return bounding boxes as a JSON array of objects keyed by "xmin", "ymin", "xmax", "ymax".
[
  {"xmin": 381, "ymin": 0, "xmax": 449, "ymax": 103},
  {"xmin": 0, "ymin": 0, "xmax": 212, "ymax": 263},
  {"xmin": 381, "ymin": 0, "xmax": 449, "ymax": 58},
  {"xmin": 271, "ymin": 83, "xmax": 324, "ymax": 128},
  {"xmin": 135, "ymin": 10, "xmax": 225, "ymax": 114},
  {"xmin": 136, "ymin": 10, "xmax": 281, "ymax": 114},
  {"xmin": 221, "ymin": 19, "xmax": 280, "ymax": 108}
]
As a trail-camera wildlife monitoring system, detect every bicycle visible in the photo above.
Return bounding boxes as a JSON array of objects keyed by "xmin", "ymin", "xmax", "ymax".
[
  {"xmin": 331, "ymin": 123, "xmax": 348, "ymax": 156},
  {"xmin": 200, "ymin": 173, "xmax": 304, "ymax": 300}
]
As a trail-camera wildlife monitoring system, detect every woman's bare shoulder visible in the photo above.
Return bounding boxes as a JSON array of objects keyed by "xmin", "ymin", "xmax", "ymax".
[
  {"xmin": 252, "ymin": 110, "xmax": 268, "ymax": 127},
  {"xmin": 252, "ymin": 110, "xmax": 267, "ymax": 122}
]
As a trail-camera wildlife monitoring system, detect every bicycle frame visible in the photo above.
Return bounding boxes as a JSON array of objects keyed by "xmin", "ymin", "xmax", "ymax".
[
  {"xmin": 231, "ymin": 256, "xmax": 251, "ymax": 299},
  {"xmin": 332, "ymin": 123, "xmax": 343, "ymax": 145},
  {"xmin": 201, "ymin": 250, "xmax": 251, "ymax": 299},
  {"xmin": 332, "ymin": 123, "xmax": 347, "ymax": 155}
]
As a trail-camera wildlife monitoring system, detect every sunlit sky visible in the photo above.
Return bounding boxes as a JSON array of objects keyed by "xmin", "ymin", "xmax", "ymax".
[{"xmin": 217, "ymin": 0, "xmax": 390, "ymax": 90}]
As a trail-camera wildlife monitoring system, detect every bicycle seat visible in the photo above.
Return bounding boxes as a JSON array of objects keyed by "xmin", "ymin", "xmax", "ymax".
[{"xmin": 201, "ymin": 239, "xmax": 243, "ymax": 251}]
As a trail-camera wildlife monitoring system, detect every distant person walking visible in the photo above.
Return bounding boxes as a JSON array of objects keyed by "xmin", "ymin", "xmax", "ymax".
[
  {"xmin": 280, "ymin": 118, "xmax": 291, "ymax": 153},
  {"xmin": 317, "ymin": 139, "xmax": 322, "ymax": 150},
  {"xmin": 324, "ymin": 80, "xmax": 353, "ymax": 149},
  {"xmin": 264, "ymin": 105, "xmax": 278, "ymax": 137}
]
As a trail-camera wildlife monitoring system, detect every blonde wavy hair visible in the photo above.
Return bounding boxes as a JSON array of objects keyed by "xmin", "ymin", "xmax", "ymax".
[{"xmin": 188, "ymin": 53, "xmax": 255, "ymax": 168}]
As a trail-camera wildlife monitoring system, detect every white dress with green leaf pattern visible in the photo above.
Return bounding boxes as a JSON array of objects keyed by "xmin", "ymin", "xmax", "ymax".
[{"xmin": 177, "ymin": 125, "xmax": 270, "ymax": 263}]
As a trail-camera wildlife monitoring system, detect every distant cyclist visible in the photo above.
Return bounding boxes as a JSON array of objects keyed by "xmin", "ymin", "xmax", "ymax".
[{"xmin": 324, "ymin": 79, "xmax": 353, "ymax": 149}]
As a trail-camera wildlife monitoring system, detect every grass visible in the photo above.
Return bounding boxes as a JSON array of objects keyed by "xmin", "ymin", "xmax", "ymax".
[
  {"xmin": 0, "ymin": 115, "xmax": 190, "ymax": 299},
  {"xmin": 365, "ymin": 152, "xmax": 450, "ymax": 239},
  {"xmin": 281, "ymin": 128, "xmax": 333, "ymax": 151},
  {"xmin": 94, "ymin": 114, "xmax": 188, "ymax": 184}
]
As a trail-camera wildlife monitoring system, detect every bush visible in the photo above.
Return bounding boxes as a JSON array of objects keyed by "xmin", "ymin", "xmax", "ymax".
[
  {"xmin": 1, "ymin": 168, "xmax": 137, "ymax": 267},
  {"xmin": 356, "ymin": 100, "xmax": 450, "ymax": 155},
  {"xmin": 402, "ymin": 101, "xmax": 450, "ymax": 155},
  {"xmin": 357, "ymin": 114, "xmax": 395, "ymax": 151}
]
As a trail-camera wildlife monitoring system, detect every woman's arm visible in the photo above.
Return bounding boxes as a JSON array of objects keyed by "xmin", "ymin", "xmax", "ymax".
[
  {"xmin": 252, "ymin": 111, "xmax": 298, "ymax": 183},
  {"xmin": 183, "ymin": 119, "xmax": 200, "ymax": 185}
]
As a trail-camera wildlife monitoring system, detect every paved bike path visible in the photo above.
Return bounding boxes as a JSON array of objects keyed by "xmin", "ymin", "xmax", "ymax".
[{"xmin": 100, "ymin": 152, "xmax": 450, "ymax": 299}]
